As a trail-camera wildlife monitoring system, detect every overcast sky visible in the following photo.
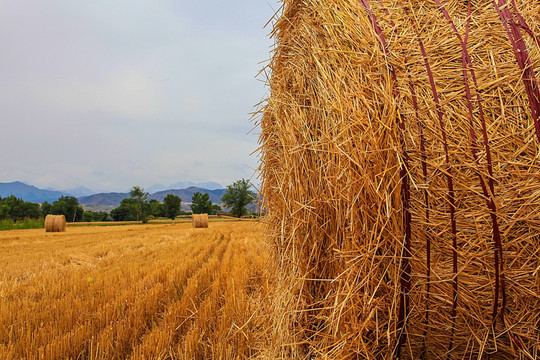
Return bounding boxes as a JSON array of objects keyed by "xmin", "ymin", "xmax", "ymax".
[{"xmin": 0, "ymin": 1, "xmax": 278, "ymax": 192}]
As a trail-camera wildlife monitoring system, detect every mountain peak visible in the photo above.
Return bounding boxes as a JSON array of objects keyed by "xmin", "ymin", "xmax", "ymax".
[
  {"xmin": 64, "ymin": 186, "xmax": 95, "ymax": 198},
  {"xmin": 0, "ymin": 181, "xmax": 64, "ymax": 203}
]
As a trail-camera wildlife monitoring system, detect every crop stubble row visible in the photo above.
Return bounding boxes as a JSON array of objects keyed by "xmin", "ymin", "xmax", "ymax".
[{"xmin": 0, "ymin": 222, "xmax": 273, "ymax": 359}]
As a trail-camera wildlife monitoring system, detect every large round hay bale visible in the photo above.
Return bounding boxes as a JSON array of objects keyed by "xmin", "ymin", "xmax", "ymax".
[
  {"xmin": 192, "ymin": 213, "xmax": 208, "ymax": 228},
  {"xmin": 44, "ymin": 215, "xmax": 66, "ymax": 232},
  {"xmin": 260, "ymin": 0, "xmax": 540, "ymax": 358}
]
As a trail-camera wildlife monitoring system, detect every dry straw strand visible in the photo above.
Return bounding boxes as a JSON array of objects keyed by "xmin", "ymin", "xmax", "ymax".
[{"xmin": 259, "ymin": 0, "xmax": 540, "ymax": 358}]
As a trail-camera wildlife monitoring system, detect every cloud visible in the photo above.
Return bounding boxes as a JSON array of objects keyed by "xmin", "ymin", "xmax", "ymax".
[
  {"xmin": 37, "ymin": 68, "xmax": 165, "ymax": 119},
  {"xmin": 0, "ymin": 0, "xmax": 277, "ymax": 191}
]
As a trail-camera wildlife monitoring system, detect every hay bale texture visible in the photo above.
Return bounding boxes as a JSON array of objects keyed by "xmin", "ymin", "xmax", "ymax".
[
  {"xmin": 44, "ymin": 215, "xmax": 66, "ymax": 232},
  {"xmin": 192, "ymin": 214, "xmax": 209, "ymax": 228},
  {"xmin": 260, "ymin": 0, "xmax": 540, "ymax": 358}
]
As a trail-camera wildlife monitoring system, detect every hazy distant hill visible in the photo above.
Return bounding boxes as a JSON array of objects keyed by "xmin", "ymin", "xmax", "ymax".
[
  {"xmin": 0, "ymin": 181, "xmax": 65, "ymax": 203},
  {"xmin": 148, "ymin": 181, "xmax": 223, "ymax": 193},
  {"xmin": 188, "ymin": 182, "xmax": 223, "ymax": 190},
  {"xmin": 63, "ymin": 186, "xmax": 95, "ymax": 198},
  {"xmin": 78, "ymin": 192, "xmax": 129, "ymax": 207},
  {"xmin": 149, "ymin": 187, "xmax": 226, "ymax": 204},
  {"xmin": 0, "ymin": 181, "xmax": 238, "ymax": 212},
  {"xmin": 79, "ymin": 187, "xmax": 227, "ymax": 209}
]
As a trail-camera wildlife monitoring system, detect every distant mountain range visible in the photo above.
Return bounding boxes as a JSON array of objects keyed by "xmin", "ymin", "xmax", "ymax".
[
  {"xmin": 147, "ymin": 181, "xmax": 223, "ymax": 193},
  {"xmin": 0, "ymin": 181, "xmax": 66, "ymax": 203},
  {"xmin": 150, "ymin": 187, "xmax": 227, "ymax": 204},
  {"xmin": 64, "ymin": 186, "xmax": 96, "ymax": 198},
  {"xmin": 78, "ymin": 192, "xmax": 129, "ymax": 207},
  {"xmin": 0, "ymin": 181, "xmax": 227, "ymax": 208},
  {"xmin": 78, "ymin": 187, "xmax": 227, "ymax": 209}
]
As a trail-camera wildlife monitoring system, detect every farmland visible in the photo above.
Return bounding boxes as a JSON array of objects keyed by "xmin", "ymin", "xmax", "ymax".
[{"xmin": 0, "ymin": 221, "xmax": 276, "ymax": 359}]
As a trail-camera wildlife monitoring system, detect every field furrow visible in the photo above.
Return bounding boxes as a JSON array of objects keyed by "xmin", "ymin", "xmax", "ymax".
[{"xmin": 0, "ymin": 221, "xmax": 274, "ymax": 360}]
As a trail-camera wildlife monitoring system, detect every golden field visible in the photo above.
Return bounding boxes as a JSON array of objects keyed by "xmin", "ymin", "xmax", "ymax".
[{"xmin": 0, "ymin": 221, "xmax": 276, "ymax": 359}]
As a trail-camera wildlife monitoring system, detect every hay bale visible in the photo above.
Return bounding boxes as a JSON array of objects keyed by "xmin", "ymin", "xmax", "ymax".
[
  {"xmin": 192, "ymin": 213, "xmax": 208, "ymax": 228},
  {"xmin": 44, "ymin": 215, "xmax": 66, "ymax": 232},
  {"xmin": 260, "ymin": 0, "xmax": 540, "ymax": 358}
]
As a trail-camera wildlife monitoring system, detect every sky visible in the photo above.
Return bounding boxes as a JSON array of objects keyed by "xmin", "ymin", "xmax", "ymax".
[{"xmin": 0, "ymin": 0, "xmax": 279, "ymax": 192}]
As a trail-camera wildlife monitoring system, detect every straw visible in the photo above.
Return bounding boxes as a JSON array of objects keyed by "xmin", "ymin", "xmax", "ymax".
[{"xmin": 258, "ymin": 0, "xmax": 540, "ymax": 358}]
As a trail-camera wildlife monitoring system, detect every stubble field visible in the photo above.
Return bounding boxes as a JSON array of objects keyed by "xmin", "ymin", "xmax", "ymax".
[{"xmin": 0, "ymin": 221, "xmax": 276, "ymax": 359}]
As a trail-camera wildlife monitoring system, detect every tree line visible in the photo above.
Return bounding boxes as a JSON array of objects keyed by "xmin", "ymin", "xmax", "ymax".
[
  {"xmin": 0, "ymin": 195, "xmax": 86, "ymax": 222},
  {"xmin": 0, "ymin": 179, "xmax": 255, "ymax": 223}
]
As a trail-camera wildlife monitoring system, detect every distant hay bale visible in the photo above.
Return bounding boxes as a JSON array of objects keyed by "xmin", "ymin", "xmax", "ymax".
[
  {"xmin": 260, "ymin": 0, "xmax": 540, "ymax": 359},
  {"xmin": 45, "ymin": 215, "xmax": 66, "ymax": 232},
  {"xmin": 192, "ymin": 214, "xmax": 208, "ymax": 228}
]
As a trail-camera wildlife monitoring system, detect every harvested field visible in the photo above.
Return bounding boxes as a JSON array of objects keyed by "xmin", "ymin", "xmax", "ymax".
[{"xmin": 0, "ymin": 222, "xmax": 274, "ymax": 359}]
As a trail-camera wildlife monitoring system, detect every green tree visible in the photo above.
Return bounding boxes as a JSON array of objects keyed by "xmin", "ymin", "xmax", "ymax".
[
  {"xmin": 111, "ymin": 198, "xmax": 139, "ymax": 221},
  {"xmin": 129, "ymin": 186, "xmax": 149, "ymax": 222},
  {"xmin": 0, "ymin": 204, "xmax": 9, "ymax": 220},
  {"xmin": 0, "ymin": 195, "xmax": 41, "ymax": 220},
  {"xmin": 148, "ymin": 199, "xmax": 164, "ymax": 217},
  {"xmin": 82, "ymin": 211, "xmax": 94, "ymax": 222},
  {"xmin": 82, "ymin": 211, "xmax": 110, "ymax": 222},
  {"xmin": 191, "ymin": 192, "xmax": 212, "ymax": 214},
  {"xmin": 23, "ymin": 202, "xmax": 41, "ymax": 219},
  {"xmin": 41, "ymin": 201, "xmax": 52, "ymax": 217},
  {"xmin": 96, "ymin": 211, "xmax": 111, "ymax": 221},
  {"xmin": 1, "ymin": 196, "xmax": 23, "ymax": 220},
  {"xmin": 50, "ymin": 196, "xmax": 84, "ymax": 222},
  {"xmin": 0, "ymin": 196, "xmax": 6, "ymax": 220},
  {"xmin": 210, "ymin": 203, "xmax": 221, "ymax": 215},
  {"xmin": 221, "ymin": 179, "xmax": 255, "ymax": 217},
  {"xmin": 163, "ymin": 194, "xmax": 182, "ymax": 220}
]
